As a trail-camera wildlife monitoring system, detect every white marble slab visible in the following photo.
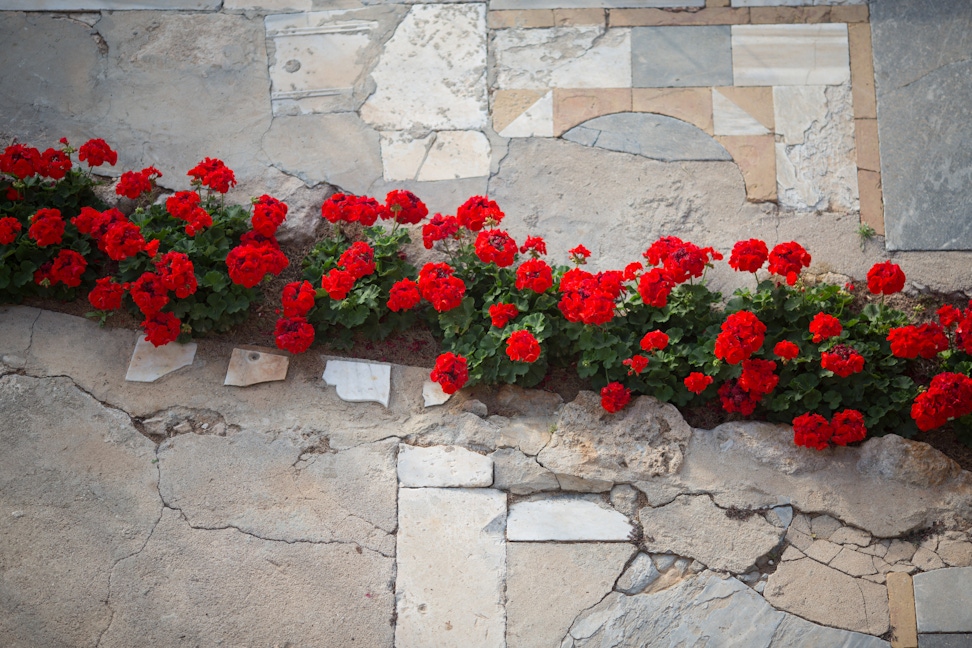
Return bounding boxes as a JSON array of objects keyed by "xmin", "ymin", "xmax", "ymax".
[
  {"xmin": 322, "ymin": 359, "xmax": 391, "ymax": 407},
  {"xmin": 731, "ymin": 24, "xmax": 850, "ymax": 87},
  {"xmin": 712, "ymin": 89, "xmax": 770, "ymax": 136},
  {"xmin": 226, "ymin": 0, "xmax": 311, "ymax": 10},
  {"xmin": 416, "ymin": 131, "xmax": 492, "ymax": 181},
  {"xmin": 380, "ymin": 132, "xmax": 432, "ymax": 182},
  {"xmin": 507, "ymin": 498, "xmax": 633, "ymax": 541},
  {"xmin": 125, "ymin": 337, "xmax": 197, "ymax": 383},
  {"xmin": 224, "ymin": 348, "xmax": 289, "ymax": 387},
  {"xmin": 398, "ymin": 445, "xmax": 493, "ymax": 487},
  {"xmin": 491, "ymin": 0, "xmax": 702, "ymax": 8},
  {"xmin": 499, "ymin": 91, "xmax": 554, "ymax": 138},
  {"xmin": 422, "ymin": 380, "xmax": 452, "ymax": 407},
  {"xmin": 0, "ymin": 0, "xmax": 219, "ymax": 8}
]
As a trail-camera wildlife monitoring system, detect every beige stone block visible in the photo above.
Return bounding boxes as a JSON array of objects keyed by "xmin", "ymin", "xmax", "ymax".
[
  {"xmin": 831, "ymin": 5, "xmax": 869, "ymax": 23},
  {"xmin": 553, "ymin": 8, "xmax": 604, "ymax": 26},
  {"xmin": 887, "ymin": 572, "xmax": 918, "ymax": 648},
  {"xmin": 749, "ymin": 7, "xmax": 831, "ymax": 25},
  {"xmin": 849, "ymin": 22, "xmax": 877, "ymax": 119},
  {"xmin": 716, "ymin": 134, "xmax": 777, "ymax": 203},
  {"xmin": 553, "ymin": 88, "xmax": 631, "ymax": 136},
  {"xmin": 732, "ymin": 24, "xmax": 850, "ymax": 87},
  {"xmin": 493, "ymin": 89, "xmax": 548, "ymax": 133},
  {"xmin": 608, "ymin": 7, "xmax": 749, "ymax": 28},
  {"xmin": 631, "ymin": 88, "xmax": 713, "ymax": 134},
  {"xmin": 858, "ymin": 169, "xmax": 885, "ymax": 236},
  {"xmin": 487, "ymin": 9, "xmax": 554, "ymax": 29},
  {"xmin": 855, "ymin": 118, "xmax": 881, "ymax": 172},
  {"xmin": 713, "ymin": 86, "xmax": 774, "ymax": 130},
  {"xmin": 707, "ymin": 0, "xmax": 731, "ymax": 7}
]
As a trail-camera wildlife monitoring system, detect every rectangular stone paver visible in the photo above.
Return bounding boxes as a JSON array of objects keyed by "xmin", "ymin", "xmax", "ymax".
[
  {"xmin": 397, "ymin": 444, "xmax": 494, "ymax": 487},
  {"xmin": 490, "ymin": 0, "xmax": 703, "ymax": 9},
  {"xmin": 396, "ymin": 488, "xmax": 507, "ymax": 648},
  {"xmin": 0, "ymin": 0, "xmax": 219, "ymax": 7},
  {"xmin": 917, "ymin": 635, "xmax": 972, "ymax": 648},
  {"xmin": 887, "ymin": 572, "xmax": 918, "ymax": 648},
  {"xmin": 507, "ymin": 497, "xmax": 632, "ymax": 541},
  {"xmin": 913, "ymin": 567, "xmax": 972, "ymax": 633},
  {"xmin": 632, "ymin": 26, "xmax": 732, "ymax": 88},
  {"xmin": 731, "ymin": 23, "xmax": 850, "ymax": 86}
]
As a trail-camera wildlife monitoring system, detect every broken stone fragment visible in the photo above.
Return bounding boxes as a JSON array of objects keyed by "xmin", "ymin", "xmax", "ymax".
[
  {"xmin": 491, "ymin": 448, "xmax": 559, "ymax": 495},
  {"xmin": 125, "ymin": 336, "xmax": 196, "ymax": 383},
  {"xmin": 397, "ymin": 444, "xmax": 493, "ymax": 488},
  {"xmin": 507, "ymin": 496, "xmax": 633, "ymax": 541},
  {"xmin": 615, "ymin": 552, "xmax": 660, "ymax": 595},
  {"xmin": 223, "ymin": 347, "xmax": 289, "ymax": 387},
  {"xmin": 322, "ymin": 359, "xmax": 390, "ymax": 408}
]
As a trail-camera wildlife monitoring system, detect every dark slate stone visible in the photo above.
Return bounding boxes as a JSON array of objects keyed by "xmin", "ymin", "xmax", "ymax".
[
  {"xmin": 562, "ymin": 113, "xmax": 731, "ymax": 162},
  {"xmin": 632, "ymin": 26, "xmax": 732, "ymax": 88},
  {"xmin": 914, "ymin": 567, "xmax": 972, "ymax": 633},
  {"xmin": 871, "ymin": 0, "xmax": 972, "ymax": 250},
  {"xmin": 918, "ymin": 634, "xmax": 972, "ymax": 648}
]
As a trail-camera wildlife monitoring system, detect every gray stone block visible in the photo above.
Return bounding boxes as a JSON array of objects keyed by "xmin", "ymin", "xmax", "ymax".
[
  {"xmin": 0, "ymin": 0, "xmax": 220, "ymax": 8},
  {"xmin": 563, "ymin": 113, "xmax": 731, "ymax": 162},
  {"xmin": 871, "ymin": 0, "xmax": 972, "ymax": 250},
  {"xmin": 632, "ymin": 26, "xmax": 732, "ymax": 88},
  {"xmin": 918, "ymin": 635, "xmax": 972, "ymax": 648},
  {"xmin": 490, "ymin": 0, "xmax": 702, "ymax": 9},
  {"xmin": 914, "ymin": 567, "xmax": 972, "ymax": 633}
]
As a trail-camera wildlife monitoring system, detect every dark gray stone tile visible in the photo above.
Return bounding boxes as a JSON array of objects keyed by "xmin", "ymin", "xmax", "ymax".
[
  {"xmin": 918, "ymin": 634, "xmax": 972, "ymax": 648},
  {"xmin": 632, "ymin": 26, "xmax": 732, "ymax": 88},
  {"xmin": 563, "ymin": 113, "xmax": 731, "ymax": 162},
  {"xmin": 871, "ymin": 0, "xmax": 972, "ymax": 250},
  {"xmin": 913, "ymin": 567, "xmax": 972, "ymax": 633},
  {"xmin": 490, "ymin": 0, "xmax": 702, "ymax": 9}
]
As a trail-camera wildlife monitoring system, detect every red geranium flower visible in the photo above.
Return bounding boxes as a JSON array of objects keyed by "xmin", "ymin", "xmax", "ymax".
[
  {"xmin": 88, "ymin": 277, "xmax": 127, "ymax": 311},
  {"xmin": 187, "ymin": 157, "xmax": 236, "ymax": 193},
  {"xmin": 387, "ymin": 278, "xmax": 421, "ymax": 312},
  {"xmin": 116, "ymin": 166, "xmax": 162, "ymax": 199},
  {"xmin": 718, "ymin": 379, "xmax": 761, "ymax": 415},
  {"xmin": 430, "ymin": 352, "xmax": 469, "ymax": 394},
  {"xmin": 623, "ymin": 355, "xmax": 649, "ymax": 375},
  {"xmin": 474, "ymin": 229, "xmax": 518, "ymax": 267},
  {"xmin": 101, "ymin": 220, "xmax": 147, "ymax": 261},
  {"xmin": 339, "ymin": 241, "xmax": 376, "ymax": 280},
  {"xmin": 938, "ymin": 304, "xmax": 962, "ymax": 328},
  {"xmin": 887, "ymin": 323, "xmax": 949, "ymax": 359},
  {"xmin": 600, "ymin": 382, "xmax": 631, "ymax": 413},
  {"xmin": 321, "ymin": 268, "xmax": 356, "ymax": 300},
  {"xmin": 281, "ymin": 280, "xmax": 316, "ymax": 318},
  {"xmin": 225, "ymin": 241, "xmax": 288, "ymax": 288},
  {"xmin": 46, "ymin": 249, "xmax": 86, "ymax": 288},
  {"xmin": 793, "ymin": 412, "xmax": 832, "ymax": 450},
  {"xmin": 418, "ymin": 263, "xmax": 466, "ymax": 312},
  {"xmin": 167, "ymin": 191, "xmax": 201, "ymax": 221},
  {"xmin": 422, "ymin": 214, "xmax": 460, "ymax": 249},
  {"xmin": 78, "ymin": 138, "xmax": 117, "ymax": 168},
  {"xmin": 557, "ymin": 268, "xmax": 617, "ymax": 325},
  {"xmin": 142, "ymin": 312, "xmax": 182, "ymax": 347},
  {"xmin": 684, "ymin": 372, "xmax": 713, "ymax": 394},
  {"xmin": 623, "ymin": 262, "xmax": 643, "ymax": 282},
  {"xmin": 637, "ymin": 268, "xmax": 675, "ymax": 308},
  {"xmin": 274, "ymin": 316, "xmax": 315, "ymax": 354},
  {"xmin": 28, "ymin": 208, "xmax": 65, "ymax": 247},
  {"xmin": 821, "ymin": 344, "xmax": 865, "ymax": 377},
  {"xmin": 520, "ymin": 236, "xmax": 547, "ymax": 256},
  {"xmin": 768, "ymin": 241, "xmax": 811, "ymax": 285},
  {"xmin": 911, "ymin": 372, "xmax": 972, "ymax": 431},
  {"xmin": 38, "ymin": 148, "xmax": 72, "ymax": 180},
  {"xmin": 506, "ymin": 330, "xmax": 541, "ymax": 363},
  {"xmin": 252, "ymin": 194, "xmax": 288, "ymax": 237},
  {"xmin": 640, "ymin": 330, "xmax": 669, "ymax": 352},
  {"xmin": 569, "ymin": 244, "xmax": 591, "ymax": 264},
  {"xmin": 489, "ymin": 303, "xmax": 519, "ymax": 328},
  {"xmin": 129, "ymin": 272, "xmax": 169, "ymax": 316},
  {"xmin": 0, "ymin": 216, "xmax": 22, "ymax": 245},
  {"xmin": 384, "ymin": 190, "xmax": 428, "ymax": 225},
  {"xmin": 867, "ymin": 261, "xmax": 906, "ymax": 295},
  {"xmin": 728, "ymin": 239, "xmax": 768, "ymax": 273},
  {"xmin": 739, "ymin": 358, "xmax": 779, "ymax": 397},
  {"xmin": 515, "ymin": 258, "xmax": 554, "ymax": 293},
  {"xmin": 644, "ymin": 236, "xmax": 721, "ymax": 284},
  {"xmin": 456, "ymin": 196, "xmax": 503, "ymax": 231},
  {"xmin": 956, "ymin": 310, "xmax": 972, "ymax": 355},
  {"xmin": 773, "ymin": 340, "xmax": 800, "ymax": 361},
  {"xmin": 714, "ymin": 311, "xmax": 766, "ymax": 364},
  {"xmin": 809, "ymin": 312, "xmax": 842, "ymax": 343},
  {"xmin": 155, "ymin": 251, "xmax": 197, "ymax": 299},
  {"xmin": 0, "ymin": 144, "xmax": 41, "ymax": 179},
  {"xmin": 831, "ymin": 409, "xmax": 867, "ymax": 446}
]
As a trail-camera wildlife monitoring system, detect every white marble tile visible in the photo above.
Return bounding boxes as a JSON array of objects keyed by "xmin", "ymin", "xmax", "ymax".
[
  {"xmin": 422, "ymin": 380, "xmax": 452, "ymax": 407},
  {"xmin": 125, "ymin": 337, "xmax": 197, "ymax": 383},
  {"xmin": 507, "ymin": 497, "xmax": 633, "ymax": 541},
  {"xmin": 493, "ymin": 27, "xmax": 631, "ymax": 90},
  {"xmin": 398, "ymin": 445, "xmax": 493, "ymax": 487},
  {"xmin": 416, "ymin": 131, "xmax": 492, "ymax": 181},
  {"xmin": 732, "ymin": 24, "xmax": 850, "ymax": 86},
  {"xmin": 224, "ymin": 348, "xmax": 289, "ymax": 387},
  {"xmin": 773, "ymin": 85, "xmax": 827, "ymax": 145},
  {"xmin": 712, "ymin": 89, "xmax": 770, "ymax": 136},
  {"xmin": 492, "ymin": 0, "xmax": 702, "ymax": 7},
  {"xmin": 380, "ymin": 132, "xmax": 433, "ymax": 182},
  {"xmin": 225, "ymin": 0, "xmax": 311, "ymax": 11},
  {"xmin": 1, "ymin": 0, "xmax": 219, "ymax": 7},
  {"xmin": 499, "ymin": 91, "xmax": 554, "ymax": 138},
  {"xmin": 322, "ymin": 359, "xmax": 391, "ymax": 408}
]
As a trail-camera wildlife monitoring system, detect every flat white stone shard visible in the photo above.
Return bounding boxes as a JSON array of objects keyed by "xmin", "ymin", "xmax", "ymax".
[
  {"xmin": 322, "ymin": 359, "xmax": 391, "ymax": 407},
  {"xmin": 398, "ymin": 444, "xmax": 493, "ymax": 487},
  {"xmin": 499, "ymin": 91, "xmax": 554, "ymax": 138},
  {"xmin": 422, "ymin": 380, "xmax": 452, "ymax": 407},
  {"xmin": 508, "ymin": 497, "xmax": 633, "ymax": 541},
  {"xmin": 731, "ymin": 24, "xmax": 850, "ymax": 87},
  {"xmin": 125, "ymin": 337, "xmax": 197, "ymax": 383},
  {"xmin": 224, "ymin": 348, "xmax": 289, "ymax": 387},
  {"xmin": 712, "ymin": 89, "xmax": 770, "ymax": 136}
]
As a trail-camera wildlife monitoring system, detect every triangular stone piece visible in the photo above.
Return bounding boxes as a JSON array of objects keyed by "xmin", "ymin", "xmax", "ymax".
[
  {"xmin": 492, "ymin": 89, "xmax": 547, "ymax": 133},
  {"xmin": 322, "ymin": 359, "xmax": 391, "ymax": 408},
  {"xmin": 499, "ymin": 91, "xmax": 554, "ymax": 138},
  {"xmin": 224, "ymin": 347, "xmax": 289, "ymax": 387},
  {"xmin": 423, "ymin": 380, "xmax": 452, "ymax": 407},
  {"xmin": 714, "ymin": 86, "xmax": 775, "ymax": 131},
  {"xmin": 713, "ymin": 89, "xmax": 770, "ymax": 136},
  {"xmin": 125, "ymin": 336, "xmax": 197, "ymax": 383}
]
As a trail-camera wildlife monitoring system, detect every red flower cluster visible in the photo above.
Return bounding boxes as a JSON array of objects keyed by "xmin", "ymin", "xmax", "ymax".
[
  {"xmin": 809, "ymin": 312, "xmax": 842, "ymax": 343},
  {"xmin": 274, "ymin": 316, "xmax": 315, "ymax": 354},
  {"xmin": 166, "ymin": 191, "xmax": 212, "ymax": 237},
  {"xmin": 422, "ymin": 214, "xmax": 459, "ymax": 249},
  {"xmin": 821, "ymin": 344, "xmax": 865, "ymax": 377},
  {"xmin": 88, "ymin": 276, "xmax": 127, "ymax": 311},
  {"xmin": 911, "ymin": 372, "xmax": 972, "ymax": 431},
  {"xmin": 601, "ymin": 382, "xmax": 631, "ymax": 413},
  {"xmin": 72, "ymin": 206, "xmax": 153, "ymax": 261},
  {"xmin": 78, "ymin": 138, "xmax": 118, "ymax": 168},
  {"xmin": 387, "ymin": 278, "xmax": 421, "ymax": 312},
  {"xmin": 321, "ymin": 193, "xmax": 386, "ymax": 226},
  {"xmin": 640, "ymin": 330, "xmax": 669, "ymax": 352},
  {"xmin": 0, "ymin": 216, "xmax": 22, "ymax": 245},
  {"xmin": 339, "ymin": 241, "xmax": 376, "ymax": 280},
  {"xmin": 623, "ymin": 354, "xmax": 649, "ymax": 375},
  {"xmin": 558, "ymin": 268, "xmax": 623, "ymax": 325},
  {"xmin": 1, "ymin": 144, "xmax": 42, "ymax": 179},
  {"xmin": 225, "ymin": 236, "xmax": 288, "ymax": 288},
  {"xmin": 887, "ymin": 323, "xmax": 949, "ymax": 359},
  {"xmin": 938, "ymin": 302, "xmax": 972, "ymax": 355},
  {"xmin": 773, "ymin": 340, "xmax": 800, "ymax": 361},
  {"xmin": 321, "ymin": 268, "xmax": 355, "ymax": 300},
  {"xmin": 793, "ymin": 409, "xmax": 867, "ymax": 450},
  {"xmin": 418, "ymin": 263, "xmax": 466, "ymax": 312},
  {"xmin": 643, "ymin": 236, "xmax": 722, "ymax": 284},
  {"xmin": 39, "ymin": 148, "xmax": 72, "ymax": 180},
  {"xmin": 489, "ymin": 303, "xmax": 519, "ymax": 328},
  {"xmin": 187, "ymin": 158, "xmax": 236, "ymax": 194},
  {"xmin": 384, "ymin": 190, "xmax": 428, "ymax": 225},
  {"xmin": 281, "ymin": 280, "xmax": 316, "ymax": 318},
  {"xmin": 457, "ymin": 196, "xmax": 503, "ymax": 231},
  {"xmin": 684, "ymin": 372, "xmax": 713, "ymax": 394},
  {"xmin": 831, "ymin": 409, "xmax": 867, "ymax": 446},
  {"xmin": 767, "ymin": 241, "xmax": 811, "ymax": 285},
  {"xmin": 34, "ymin": 249, "xmax": 87, "ymax": 288},
  {"xmin": 714, "ymin": 311, "xmax": 766, "ymax": 364},
  {"xmin": 569, "ymin": 244, "xmax": 591, "ymax": 264},
  {"xmin": 474, "ymin": 229, "xmax": 518, "ymax": 267},
  {"xmin": 28, "ymin": 208, "xmax": 65, "ymax": 247},
  {"xmin": 728, "ymin": 239, "xmax": 768, "ymax": 273},
  {"xmin": 867, "ymin": 261, "xmax": 905, "ymax": 295},
  {"xmin": 156, "ymin": 251, "xmax": 197, "ymax": 299},
  {"xmin": 116, "ymin": 166, "xmax": 162, "ymax": 199},
  {"xmin": 129, "ymin": 272, "xmax": 169, "ymax": 316},
  {"xmin": 515, "ymin": 258, "xmax": 553, "ymax": 294},
  {"xmin": 718, "ymin": 379, "xmax": 761, "ymax": 416},
  {"xmin": 252, "ymin": 195, "xmax": 288, "ymax": 237},
  {"xmin": 638, "ymin": 268, "xmax": 675, "ymax": 308},
  {"xmin": 430, "ymin": 352, "xmax": 469, "ymax": 394},
  {"xmin": 739, "ymin": 358, "xmax": 779, "ymax": 397},
  {"xmin": 506, "ymin": 330, "xmax": 541, "ymax": 363},
  {"xmin": 520, "ymin": 236, "xmax": 547, "ymax": 256},
  {"xmin": 142, "ymin": 312, "xmax": 181, "ymax": 347}
]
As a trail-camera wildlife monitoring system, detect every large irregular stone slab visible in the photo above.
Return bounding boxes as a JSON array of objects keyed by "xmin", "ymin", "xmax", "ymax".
[
  {"xmin": 4, "ymin": 0, "xmax": 219, "ymax": 7},
  {"xmin": 403, "ymin": 409, "xmax": 553, "ymax": 456},
  {"xmin": 99, "ymin": 508, "xmax": 394, "ymax": 647},
  {"xmin": 639, "ymin": 495, "xmax": 783, "ymax": 573},
  {"xmin": 538, "ymin": 391, "xmax": 691, "ymax": 485},
  {"xmin": 871, "ymin": 0, "xmax": 972, "ymax": 250},
  {"xmin": 913, "ymin": 567, "xmax": 972, "ymax": 633},
  {"xmin": 0, "ymin": 305, "xmax": 38, "ymax": 367},
  {"xmin": 632, "ymin": 26, "xmax": 732, "ymax": 88},
  {"xmin": 764, "ymin": 557, "xmax": 890, "ymax": 636},
  {"xmin": 564, "ymin": 113, "xmax": 732, "ymax": 162},
  {"xmin": 564, "ymin": 572, "xmax": 889, "ymax": 647},
  {"xmin": 0, "ymin": 375, "xmax": 160, "ymax": 648},
  {"xmin": 397, "ymin": 444, "xmax": 493, "ymax": 487},
  {"xmin": 508, "ymin": 496, "xmax": 633, "ymax": 541},
  {"xmin": 396, "ymin": 488, "xmax": 506, "ymax": 648},
  {"xmin": 506, "ymin": 542, "xmax": 635, "ymax": 648},
  {"xmin": 360, "ymin": 4, "xmax": 487, "ymax": 132},
  {"xmin": 490, "ymin": 0, "xmax": 703, "ymax": 8},
  {"xmin": 158, "ymin": 432, "xmax": 398, "ymax": 556}
]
